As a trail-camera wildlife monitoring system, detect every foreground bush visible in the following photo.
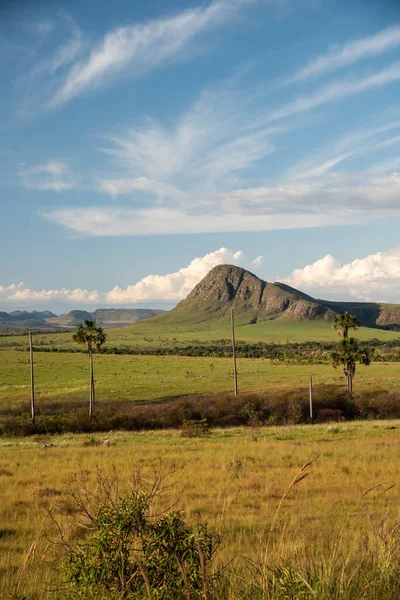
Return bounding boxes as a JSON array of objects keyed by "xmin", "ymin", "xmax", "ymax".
[
  {"xmin": 47, "ymin": 462, "xmax": 400, "ymax": 600},
  {"xmin": 53, "ymin": 468, "xmax": 220, "ymax": 600}
]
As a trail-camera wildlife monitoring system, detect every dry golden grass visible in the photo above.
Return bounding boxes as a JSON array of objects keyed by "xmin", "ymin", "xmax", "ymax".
[{"xmin": 1, "ymin": 421, "xmax": 400, "ymax": 598}]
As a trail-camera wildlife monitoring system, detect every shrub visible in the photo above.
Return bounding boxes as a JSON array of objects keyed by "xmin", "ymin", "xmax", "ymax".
[
  {"xmin": 180, "ymin": 419, "xmax": 211, "ymax": 438},
  {"xmin": 57, "ymin": 468, "xmax": 221, "ymax": 600}
]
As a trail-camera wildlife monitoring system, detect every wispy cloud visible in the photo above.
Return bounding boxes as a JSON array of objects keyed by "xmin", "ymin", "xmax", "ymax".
[
  {"xmin": 289, "ymin": 24, "xmax": 400, "ymax": 83},
  {"xmin": 46, "ymin": 0, "xmax": 262, "ymax": 108},
  {"xmin": 19, "ymin": 160, "xmax": 76, "ymax": 192},
  {"xmin": 99, "ymin": 86, "xmax": 280, "ymax": 194},
  {"xmin": 269, "ymin": 62, "xmax": 400, "ymax": 123},
  {"xmin": 44, "ymin": 172, "xmax": 400, "ymax": 236},
  {"xmin": 30, "ymin": 20, "xmax": 55, "ymax": 40},
  {"xmin": 0, "ymin": 248, "xmax": 263, "ymax": 306},
  {"xmin": 30, "ymin": 23, "xmax": 85, "ymax": 78},
  {"xmin": 286, "ymin": 119, "xmax": 400, "ymax": 178},
  {"xmin": 281, "ymin": 248, "xmax": 400, "ymax": 302}
]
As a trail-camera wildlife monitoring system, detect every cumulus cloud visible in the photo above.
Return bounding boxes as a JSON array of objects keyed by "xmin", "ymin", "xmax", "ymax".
[
  {"xmin": 0, "ymin": 247, "xmax": 263, "ymax": 307},
  {"xmin": 281, "ymin": 248, "xmax": 400, "ymax": 302},
  {"xmin": 19, "ymin": 160, "xmax": 76, "ymax": 192},
  {"xmin": 0, "ymin": 282, "xmax": 100, "ymax": 305}
]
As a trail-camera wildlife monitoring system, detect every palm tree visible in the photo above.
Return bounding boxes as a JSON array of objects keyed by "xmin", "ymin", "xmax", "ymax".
[
  {"xmin": 333, "ymin": 311, "xmax": 361, "ymax": 340},
  {"xmin": 331, "ymin": 337, "xmax": 374, "ymax": 396},
  {"xmin": 73, "ymin": 320, "xmax": 106, "ymax": 417}
]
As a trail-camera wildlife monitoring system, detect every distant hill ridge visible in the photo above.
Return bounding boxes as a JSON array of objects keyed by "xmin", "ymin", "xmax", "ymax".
[
  {"xmin": 148, "ymin": 264, "xmax": 400, "ymax": 331},
  {"xmin": 0, "ymin": 308, "xmax": 166, "ymax": 331}
]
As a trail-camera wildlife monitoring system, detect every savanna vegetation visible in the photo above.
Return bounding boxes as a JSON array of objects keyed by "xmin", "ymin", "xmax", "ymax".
[
  {"xmin": 1, "ymin": 423, "xmax": 400, "ymax": 599},
  {"xmin": 2, "ymin": 313, "xmax": 400, "ymax": 598}
]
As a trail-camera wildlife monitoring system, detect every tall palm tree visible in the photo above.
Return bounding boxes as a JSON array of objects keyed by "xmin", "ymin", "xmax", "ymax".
[
  {"xmin": 73, "ymin": 320, "xmax": 106, "ymax": 418},
  {"xmin": 333, "ymin": 311, "xmax": 361, "ymax": 340},
  {"xmin": 331, "ymin": 337, "xmax": 374, "ymax": 396}
]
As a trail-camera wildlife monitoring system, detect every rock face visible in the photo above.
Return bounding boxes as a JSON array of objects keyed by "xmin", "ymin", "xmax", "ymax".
[
  {"xmin": 170, "ymin": 264, "xmax": 334, "ymax": 324},
  {"xmin": 163, "ymin": 264, "xmax": 398, "ymax": 329}
]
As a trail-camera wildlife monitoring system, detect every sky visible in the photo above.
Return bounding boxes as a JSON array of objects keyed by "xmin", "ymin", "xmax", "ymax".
[{"xmin": 1, "ymin": 0, "xmax": 400, "ymax": 313}]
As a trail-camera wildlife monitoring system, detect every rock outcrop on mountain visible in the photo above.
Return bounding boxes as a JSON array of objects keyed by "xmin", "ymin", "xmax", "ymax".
[{"xmin": 152, "ymin": 264, "xmax": 400, "ymax": 330}]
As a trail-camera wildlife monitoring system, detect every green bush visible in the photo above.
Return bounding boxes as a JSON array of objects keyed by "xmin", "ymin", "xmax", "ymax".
[{"xmin": 60, "ymin": 470, "xmax": 220, "ymax": 600}]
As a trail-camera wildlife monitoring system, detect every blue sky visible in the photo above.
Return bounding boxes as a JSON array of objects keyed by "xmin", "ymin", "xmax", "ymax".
[{"xmin": 2, "ymin": 0, "xmax": 400, "ymax": 312}]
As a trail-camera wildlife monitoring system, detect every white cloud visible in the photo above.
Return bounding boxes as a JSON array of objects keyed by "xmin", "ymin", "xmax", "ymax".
[
  {"xmin": 281, "ymin": 249, "xmax": 400, "ymax": 302},
  {"xmin": 42, "ymin": 206, "xmax": 341, "ymax": 236},
  {"xmin": 47, "ymin": 0, "xmax": 262, "ymax": 108},
  {"xmin": 97, "ymin": 177, "xmax": 189, "ymax": 202},
  {"xmin": 252, "ymin": 256, "xmax": 263, "ymax": 267},
  {"xmin": 269, "ymin": 62, "xmax": 400, "ymax": 123},
  {"xmin": 99, "ymin": 86, "xmax": 279, "ymax": 190},
  {"xmin": 286, "ymin": 119, "xmax": 400, "ymax": 179},
  {"xmin": 105, "ymin": 247, "xmax": 259, "ymax": 303},
  {"xmin": 0, "ymin": 248, "xmax": 263, "ymax": 307},
  {"xmin": 44, "ymin": 172, "xmax": 400, "ymax": 236},
  {"xmin": 19, "ymin": 160, "xmax": 76, "ymax": 192},
  {"xmin": 0, "ymin": 283, "xmax": 100, "ymax": 305},
  {"xmin": 42, "ymin": 63, "xmax": 400, "ymax": 234},
  {"xmin": 289, "ymin": 25, "xmax": 400, "ymax": 83}
]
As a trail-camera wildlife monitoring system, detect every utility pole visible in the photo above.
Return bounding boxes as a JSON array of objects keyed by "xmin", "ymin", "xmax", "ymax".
[
  {"xmin": 309, "ymin": 375, "xmax": 313, "ymax": 425},
  {"xmin": 231, "ymin": 309, "xmax": 238, "ymax": 396},
  {"xmin": 29, "ymin": 331, "xmax": 35, "ymax": 424}
]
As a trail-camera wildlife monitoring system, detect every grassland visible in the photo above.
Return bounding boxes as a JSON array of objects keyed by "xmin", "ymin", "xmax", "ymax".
[
  {"xmin": 2, "ymin": 318, "xmax": 400, "ymax": 596},
  {"xmin": 1, "ymin": 317, "xmax": 399, "ymax": 353},
  {"xmin": 1, "ymin": 422, "xmax": 400, "ymax": 598},
  {"xmin": 3, "ymin": 349, "xmax": 400, "ymax": 409}
]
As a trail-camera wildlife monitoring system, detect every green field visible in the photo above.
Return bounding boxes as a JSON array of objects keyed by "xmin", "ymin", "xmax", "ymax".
[
  {"xmin": 2, "ymin": 422, "xmax": 400, "ymax": 598},
  {"xmin": 2, "ymin": 350, "xmax": 400, "ymax": 408},
  {"xmin": 1, "ymin": 317, "xmax": 399, "ymax": 353}
]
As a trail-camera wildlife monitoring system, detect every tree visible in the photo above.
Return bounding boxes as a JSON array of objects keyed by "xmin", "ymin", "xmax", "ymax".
[
  {"xmin": 331, "ymin": 337, "xmax": 374, "ymax": 396},
  {"xmin": 73, "ymin": 320, "xmax": 106, "ymax": 417},
  {"xmin": 332, "ymin": 311, "xmax": 361, "ymax": 339}
]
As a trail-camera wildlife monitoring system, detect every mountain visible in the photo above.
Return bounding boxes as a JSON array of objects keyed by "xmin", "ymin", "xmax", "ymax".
[
  {"xmin": 8, "ymin": 310, "xmax": 56, "ymax": 319},
  {"xmin": 47, "ymin": 308, "xmax": 166, "ymax": 328},
  {"xmin": 0, "ymin": 308, "xmax": 166, "ymax": 331},
  {"xmin": 93, "ymin": 308, "xmax": 165, "ymax": 324},
  {"xmin": 0, "ymin": 310, "xmax": 59, "ymax": 331},
  {"xmin": 149, "ymin": 264, "xmax": 400, "ymax": 330}
]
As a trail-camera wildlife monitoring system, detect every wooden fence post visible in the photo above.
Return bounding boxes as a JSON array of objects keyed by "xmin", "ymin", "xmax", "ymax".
[
  {"xmin": 231, "ymin": 309, "xmax": 238, "ymax": 396},
  {"xmin": 29, "ymin": 331, "xmax": 35, "ymax": 424},
  {"xmin": 309, "ymin": 375, "xmax": 313, "ymax": 425}
]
